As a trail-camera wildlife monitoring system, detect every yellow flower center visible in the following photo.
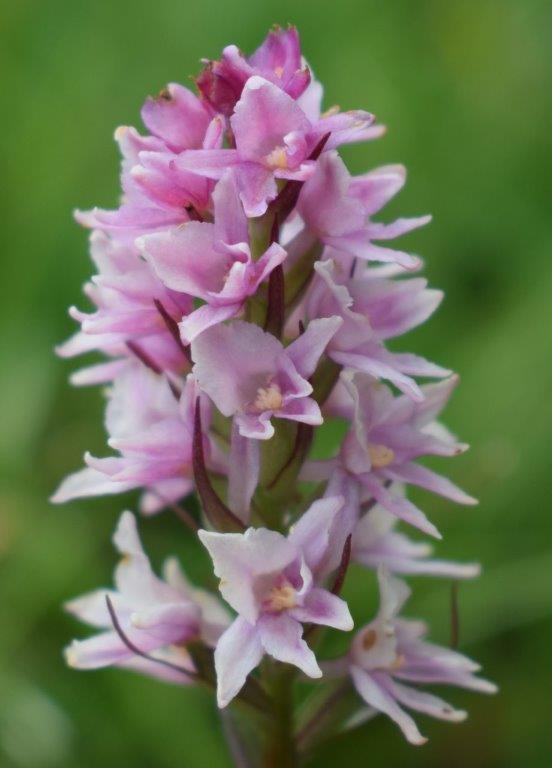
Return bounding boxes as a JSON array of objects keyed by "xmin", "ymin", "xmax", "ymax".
[
  {"xmin": 265, "ymin": 146, "xmax": 288, "ymax": 170},
  {"xmin": 367, "ymin": 443, "xmax": 395, "ymax": 469},
  {"xmin": 253, "ymin": 384, "xmax": 283, "ymax": 412},
  {"xmin": 264, "ymin": 583, "xmax": 297, "ymax": 612}
]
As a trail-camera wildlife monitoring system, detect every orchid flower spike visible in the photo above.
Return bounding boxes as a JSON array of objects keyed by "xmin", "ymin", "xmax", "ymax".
[{"xmin": 56, "ymin": 25, "xmax": 493, "ymax": 764}]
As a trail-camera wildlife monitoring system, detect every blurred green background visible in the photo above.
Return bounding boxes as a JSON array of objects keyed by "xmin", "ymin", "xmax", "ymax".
[{"xmin": 2, "ymin": 0, "xmax": 551, "ymax": 765}]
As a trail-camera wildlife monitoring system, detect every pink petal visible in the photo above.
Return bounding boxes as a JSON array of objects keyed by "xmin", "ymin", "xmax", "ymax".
[
  {"xmin": 323, "ymin": 122, "xmax": 385, "ymax": 150},
  {"xmin": 291, "ymin": 588, "xmax": 353, "ymax": 631},
  {"xmin": 391, "ymin": 352, "xmax": 451, "ymax": 379},
  {"xmin": 384, "ymin": 463, "xmax": 477, "ymax": 505},
  {"xmin": 318, "ymin": 470, "xmax": 362, "ymax": 577},
  {"xmin": 69, "ymin": 359, "xmax": 128, "ymax": 387},
  {"xmin": 212, "ymin": 171, "xmax": 248, "ymax": 247},
  {"xmin": 297, "ymin": 151, "xmax": 365, "ymax": 238},
  {"xmin": 65, "ymin": 630, "xmax": 135, "ymax": 669},
  {"xmin": 288, "ymin": 496, "xmax": 344, "ymax": 573},
  {"xmin": 413, "ymin": 376, "xmax": 460, "ymax": 427},
  {"xmin": 227, "ymin": 420, "xmax": 259, "ymax": 524},
  {"xmin": 112, "ymin": 512, "xmax": 180, "ymax": 605},
  {"xmin": 120, "ymin": 650, "xmax": 194, "ymax": 684},
  {"xmin": 350, "ymin": 667, "xmax": 427, "ymax": 745},
  {"xmin": 352, "ymin": 277, "xmax": 443, "ymax": 342},
  {"xmin": 140, "ymin": 477, "xmax": 194, "ymax": 516},
  {"xmin": 64, "ymin": 589, "xmax": 121, "ymax": 629},
  {"xmin": 191, "ymin": 321, "xmax": 283, "ymax": 417},
  {"xmin": 173, "ymin": 149, "xmax": 241, "ymax": 180},
  {"xmin": 108, "ymin": 418, "xmax": 191, "ymax": 457},
  {"xmin": 367, "ymin": 215, "xmax": 431, "ymax": 242},
  {"xmin": 75, "ymin": 204, "xmax": 184, "ymax": 233},
  {"xmin": 203, "ymin": 116, "xmax": 225, "ymax": 150},
  {"xmin": 297, "ymin": 78, "xmax": 323, "ymax": 123},
  {"xmin": 248, "ymin": 26, "xmax": 303, "ymax": 85},
  {"xmin": 286, "ymin": 316, "xmax": 343, "ymax": 379},
  {"xmin": 180, "ymin": 302, "xmax": 241, "ymax": 345},
  {"xmin": 376, "ymin": 567, "xmax": 411, "ymax": 622},
  {"xmin": 328, "ymin": 232, "xmax": 422, "ymax": 271},
  {"xmin": 330, "ymin": 348, "xmax": 423, "ymax": 402},
  {"xmin": 257, "ymin": 613, "xmax": 321, "ymax": 678},
  {"xmin": 359, "ymin": 475, "xmax": 441, "ymax": 539},
  {"xmin": 235, "ymin": 411, "xmax": 275, "ymax": 440},
  {"xmin": 385, "ymin": 678, "xmax": 467, "ymax": 722},
  {"xmin": 141, "ymin": 83, "xmax": 210, "ymax": 149},
  {"xmin": 234, "ymin": 162, "xmax": 278, "ymax": 217},
  {"xmin": 130, "ymin": 603, "xmax": 200, "ymax": 641},
  {"xmin": 140, "ymin": 222, "xmax": 226, "ymax": 298},
  {"xmin": 231, "ymin": 76, "xmax": 310, "ymax": 165},
  {"xmin": 50, "ymin": 467, "xmax": 133, "ymax": 504},
  {"xmin": 214, "ymin": 617, "xmax": 264, "ymax": 708},
  {"xmin": 277, "ymin": 396, "xmax": 322, "ymax": 426},
  {"xmin": 349, "ymin": 165, "xmax": 406, "ymax": 216}
]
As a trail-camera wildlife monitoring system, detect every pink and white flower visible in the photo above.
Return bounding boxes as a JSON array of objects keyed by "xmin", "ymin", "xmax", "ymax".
[
  {"xmin": 139, "ymin": 171, "xmax": 286, "ymax": 343},
  {"xmin": 304, "ymin": 373, "xmax": 476, "ymax": 539},
  {"xmin": 196, "ymin": 25, "xmax": 311, "ymax": 116},
  {"xmin": 56, "ymin": 26, "xmax": 493, "ymax": 755},
  {"xmin": 199, "ymin": 497, "xmax": 353, "ymax": 707},
  {"xmin": 191, "ymin": 317, "xmax": 342, "ymax": 439},
  {"xmin": 52, "ymin": 366, "xmax": 207, "ymax": 514},
  {"xmin": 296, "ymin": 151, "xmax": 430, "ymax": 270},
  {"xmin": 175, "ymin": 77, "xmax": 376, "ymax": 217},
  {"xmin": 299, "ymin": 258, "xmax": 449, "ymax": 401},
  {"xmin": 65, "ymin": 511, "xmax": 229, "ymax": 682},
  {"xmin": 327, "ymin": 568, "xmax": 496, "ymax": 745},
  {"xmin": 76, "ymin": 87, "xmax": 223, "ymax": 240},
  {"xmin": 57, "ymin": 230, "xmax": 191, "ymax": 385}
]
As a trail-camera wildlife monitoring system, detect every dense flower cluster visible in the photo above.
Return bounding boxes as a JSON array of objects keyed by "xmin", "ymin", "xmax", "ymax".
[{"xmin": 55, "ymin": 27, "xmax": 495, "ymax": 761}]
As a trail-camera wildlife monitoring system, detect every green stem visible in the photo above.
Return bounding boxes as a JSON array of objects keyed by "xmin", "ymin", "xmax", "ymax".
[
  {"xmin": 295, "ymin": 680, "xmax": 355, "ymax": 757},
  {"xmin": 263, "ymin": 666, "xmax": 297, "ymax": 768},
  {"xmin": 311, "ymin": 359, "xmax": 342, "ymax": 405}
]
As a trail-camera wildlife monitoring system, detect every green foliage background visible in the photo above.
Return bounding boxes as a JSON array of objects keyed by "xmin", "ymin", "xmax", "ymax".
[{"xmin": 1, "ymin": 1, "xmax": 551, "ymax": 765}]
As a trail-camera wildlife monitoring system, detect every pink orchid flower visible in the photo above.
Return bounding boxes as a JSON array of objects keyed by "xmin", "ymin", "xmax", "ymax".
[
  {"xmin": 326, "ymin": 568, "xmax": 496, "ymax": 745},
  {"xmin": 76, "ymin": 87, "xmax": 223, "ymax": 240},
  {"xmin": 295, "ymin": 472, "xmax": 478, "ymax": 584},
  {"xmin": 139, "ymin": 171, "xmax": 287, "ymax": 343},
  {"xmin": 304, "ymin": 372, "xmax": 476, "ymax": 539},
  {"xmin": 300, "ymin": 259, "xmax": 450, "ymax": 401},
  {"xmin": 57, "ymin": 230, "xmax": 191, "ymax": 386},
  {"xmin": 175, "ymin": 76, "xmax": 376, "ymax": 217},
  {"xmin": 199, "ymin": 497, "xmax": 353, "ymax": 707},
  {"xmin": 65, "ymin": 511, "xmax": 229, "ymax": 682},
  {"xmin": 197, "ymin": 25, "xmax": 311, "ymax": 116},
  {"xmin": 191, "ymin": 317, "xmax": 342, "ymax": 440},
  {"xmin": 52, "ymin": 366, "xmax": 207, "ymax": 514},
  {"xmin": 296, "ymin": 151, "xmax": 430, "ymax": 270},
  {"xmin": 351, "ymin": 497, "xmax": 480, "ymax": 579}
]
